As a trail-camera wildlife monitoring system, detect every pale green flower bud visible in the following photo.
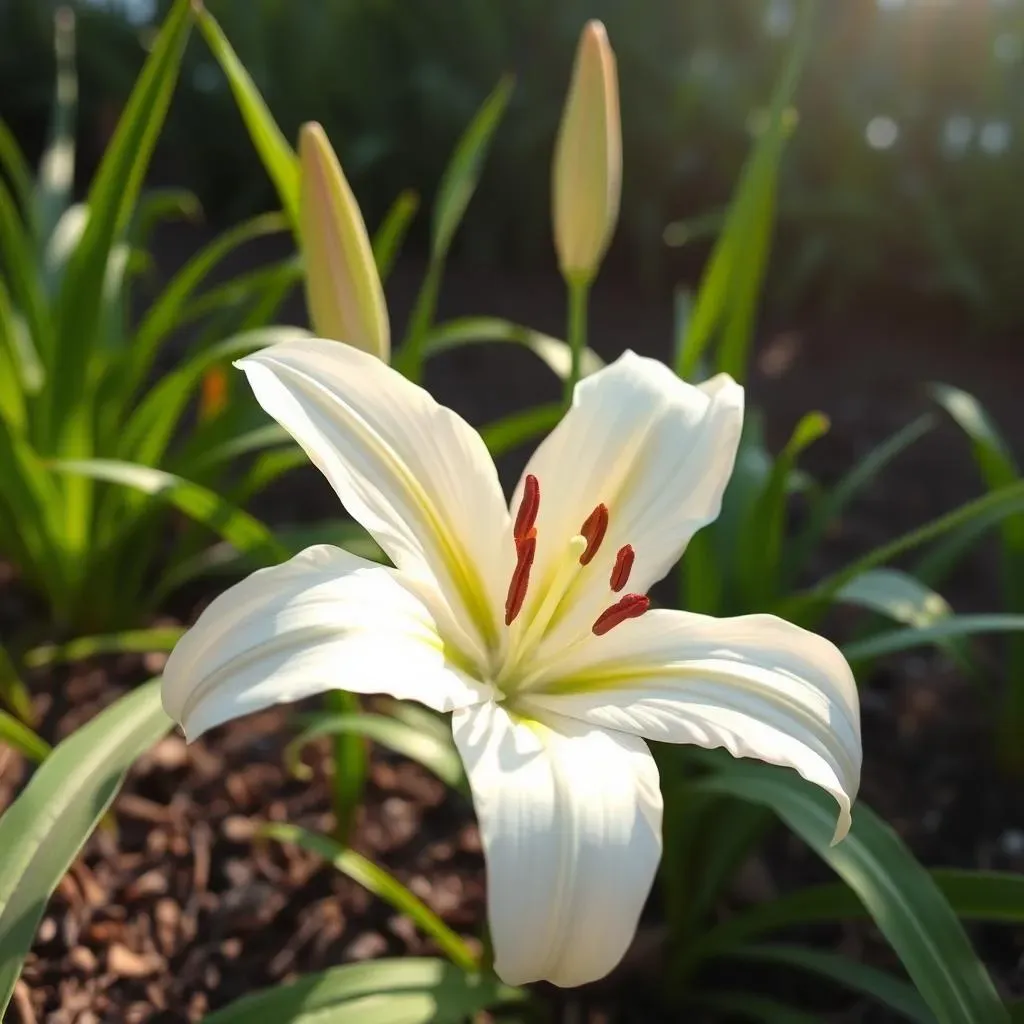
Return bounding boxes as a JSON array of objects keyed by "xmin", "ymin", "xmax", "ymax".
[
  {"xmin": 299, "ymin": 122, "xmax": 390, "ymax": 361},
  {"xmin": 552, "ymin": 21, "xmax": 622, "ymax": 284}
]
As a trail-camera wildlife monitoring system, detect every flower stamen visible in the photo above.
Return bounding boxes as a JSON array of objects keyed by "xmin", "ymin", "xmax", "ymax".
[
  {"xmin": 579, "ymin": 503, "xmax": 609, "ymax": 565},
  {"xmin": 609, "ymin": 545, "xmax": 634, "ymax": 592},
  {"xmin": 514, "ymin": 474, "xmax": 540, "ymax": 541},
  {"xmin": 592, "ymin": 593, "xmax": 649, "ymax": 635},
  {"xmin": 505, "ymin": 529, "xmax": 537, "ymax": 626}
]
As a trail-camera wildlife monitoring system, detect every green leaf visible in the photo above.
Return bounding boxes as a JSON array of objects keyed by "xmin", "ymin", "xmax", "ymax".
[
  {"xmin": 0, "ymin": 177, "xmax": 55, "ymax": 377},
  {"xmin": 694, "ymin": 992, "xmax": 818, "ymax": 1024},
  {"xmin": 287, "ymin": 711, "xmax": 465, "ymax": 791},
  {"xmin": 52, "ymin": 0, "xmax": 192, "ymax": 449},
  {"xmin": 34, "ymin": 7, "xmax": 78, "ymax": 258},
  {"xmin": 261, "ymin": 824, "xmax": 480, "ymax": 974},
  {"xmin": 836, "ymin": 568, "xmax": 951, "ymax": 628},
  {"xmin": 194, "ymin": 3, "xmax": 300, "ymax": 227},
  {"xmin": 0, "ymin": 711, "xmax": 50, "ymax": 764},
  {"xmin": 789, "ymin": 480, "xmax": 1024, "ymax": 622},
  {"xmin": 732, "ymin": 945, "xmax": 931, "ymax": 1022},
  {"xmin": 422, "ymin": 316, "xmax": 603, "ymax": 381},
  {"xmin": 152, "ymin": 518, "xmax": 382, "ymax": 606},
  {"xmin": 323, "ymin": 690, "xmax": 367, "ymax": 845},
  {"xmin": 0, "ymin": 680, "xmax": 170, "ymax": 1013},
  {"xmin": 0, "ymin": 118, "xmax": 33, "ymax": 215},
  {"xmin": 676, "ymin": 2, "xmax": 813, "ymax": 381},
  {"xmin": 183, "ymin": 423, "xmax": 291, "ymax": 475},
  {"xmin": 695, "ymin": 761, "xmax": 1007, "ymax": 1024},
  {"xmin": 0, "ymin": 424, "xmax": 68, "ymax": 601},
  {"xmin": 203, "ymin": 957, "xmax": 523, "ymax": 1024},
  {"xmin": 480, "ymin": 402, "xmax": 562, "ymax": 458},
  {"xmin": 931, "ymin": 382, "xmax": 1024, "ymax": 765},
  {"xmin": 130, "ymin": 188, "xmax": 203, "ymax": 248},
  {"xmin": 177, "ymin": 256, "xmax": 303, "ymax": 329},
  {"xmin": 49, "ymin": 459, "xmax": 287, "ymax": 566},
  {"xmin": 740, "ymin": 411, "xmax": 828, "ymax": 604},
  {"xmin": 23, "ymin": 627, "xmax": 184, "ymax": 670},
  {"xmin": 373, "ymin": 189, "xmax": 419, "ymax": 282},
  {"xmin": 121, "ymin": 327, "xmax": 306, "ymax": 469},
  {"xmin": 0, "ymin": 643, "xmax": 34, "ymax": 723},
  {"xmin": 131, "ymin": 212, "xmax": 289, "ymax": 389},
  {"xmin": 431, "ymin": 76, "xmax": 514, "ymax": 261},
  {"xmin": 842, "ymin": 614, "xmax": 1024, "ymax": 662},
  {"xmin": 787, "ymin": 413, "xmax": 935, "ymax": 584},
  {"xmin": 695, "ymin": 869, "xmax": 1024, "ymax": 958}
]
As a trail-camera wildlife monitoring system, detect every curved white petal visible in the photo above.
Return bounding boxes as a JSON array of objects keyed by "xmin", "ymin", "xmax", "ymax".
[
  {"xmin": 238, "ymin": 339, "xmax": 511, "ymax": 662},
  {"xmin": 513, "ymin": 352, "xmax": 743, "ymax": 650},
  {"xmin": 162, "ymin": 545, "xmax": 491, "ymax": 742},
  {"xmin": 452, "ymin": 701, "xmax": 662, "ymax": 988},
  {"xmin": 524, "ymin": 610, "xmax": 860, "ymax": 842}
]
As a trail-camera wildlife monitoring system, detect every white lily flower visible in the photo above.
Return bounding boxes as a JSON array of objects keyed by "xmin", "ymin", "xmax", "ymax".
[{"xmin": 162, "ymin": 340, "xmax": 861, "ymax": 989}]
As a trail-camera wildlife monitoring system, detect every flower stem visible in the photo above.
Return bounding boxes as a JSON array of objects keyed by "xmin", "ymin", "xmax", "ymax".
[{"xmin": 562, "ymin": 273, "xmax": 591, "ymax": 408}]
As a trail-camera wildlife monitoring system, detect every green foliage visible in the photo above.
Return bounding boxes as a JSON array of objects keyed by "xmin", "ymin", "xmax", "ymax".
[
  {"xmin": 0, "ymin": 3, "xmax": 304, "ymax": 633},
  {"xmin": 0, "ymin": 680, "xmax": 170, "ymax": 1015},
  {"xmin": 261, "ymin": 823, "xmax": 481, "ymax": 975},
  {"xmin": 696, "ymin": 757, "xmax": 1007, "ymax": 1024},
  {"xmin": 203, "ymin": 957, "xmax": 525, "ymax": 1024}
]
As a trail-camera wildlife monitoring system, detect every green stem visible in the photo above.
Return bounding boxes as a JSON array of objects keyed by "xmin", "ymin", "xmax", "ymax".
[
  {"xmin": 562, "ymin": 274, "xmax": 591, "ymax": 407},
  {"xmin": 324, "ymin": 689, "xmax": 367, "ymax": 844}
]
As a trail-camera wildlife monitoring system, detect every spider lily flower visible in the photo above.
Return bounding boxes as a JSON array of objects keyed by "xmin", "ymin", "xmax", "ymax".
[
  {"xmin": 553, "ymin": 20, "xmax": 621, "ymax": 283},
  {"xmin": 162, "ymin": 341, "xmax": 861, "ymax": 988},
  {"xmin": 299, "ymin": 122, "xmax": 390, "ymax": 360}
]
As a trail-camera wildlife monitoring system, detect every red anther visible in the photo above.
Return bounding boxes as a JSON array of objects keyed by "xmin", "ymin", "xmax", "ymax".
[
  {"xmin": 514, "ymin": 474, "xmax": 541, "ymax": 541},
  {"xmin": 592, "ymin": 594, "xmax": 649, "ymax": 636},
  {"xmin": 609, "ymin": 544, "xmax": 635, "ymax": 592},
  {"xmin": 505, "ymin": 532, "xmax": 537, "ymax": 626},
  {"xmin": 579, "ymin": 503, "xmax": 609, "ymax": 565}
]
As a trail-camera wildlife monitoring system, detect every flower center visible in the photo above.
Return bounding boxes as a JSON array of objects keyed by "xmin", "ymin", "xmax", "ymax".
[{"xmin": 503, "ymin": 474, "xmax": 649, "ymax": 644}]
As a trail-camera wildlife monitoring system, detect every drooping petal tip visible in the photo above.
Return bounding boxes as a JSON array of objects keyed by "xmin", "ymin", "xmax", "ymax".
[{"xmin": 453, "ymin": 703, "xmax": 662, "ymax": 988}]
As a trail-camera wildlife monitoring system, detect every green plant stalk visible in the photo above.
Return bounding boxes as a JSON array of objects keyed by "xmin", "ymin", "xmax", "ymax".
[
  {"xmin": 563, "ymin": 274, "xmax": 591, "ymax": 407},
  {"xmin": 325, "ymin": 689, "xmax": 367, "ymax": 844},
  {"xmin": 261, "ymin": 823, "xmax": 480, "ymax": 974}
]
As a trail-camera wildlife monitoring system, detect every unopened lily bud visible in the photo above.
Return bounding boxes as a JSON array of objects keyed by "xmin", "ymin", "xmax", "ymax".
[
  {"xmin": 299, "ymin": 122, "xmax": 390, "ymax": 361},
  {"xmin": 552, "ymin": 21, "xmax": 621, "ymax": 284}
]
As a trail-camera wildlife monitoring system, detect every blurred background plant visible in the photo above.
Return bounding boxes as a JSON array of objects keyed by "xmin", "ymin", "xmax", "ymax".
[
  {"xmin": 4, "ymin": 0, "xmax": 1024, "ymax": 330},
  {"xmin": 0, "ymin": 0, "xmax": 307, "ymax": 645}
]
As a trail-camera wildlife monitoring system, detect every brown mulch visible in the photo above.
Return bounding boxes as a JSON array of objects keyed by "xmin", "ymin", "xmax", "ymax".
[{"xmin": 1, "ymin": 663, "xmax": 489, "ymax": 1024}]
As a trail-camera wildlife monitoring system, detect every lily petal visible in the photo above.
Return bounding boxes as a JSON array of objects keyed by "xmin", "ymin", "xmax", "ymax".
[
  {"xmin": 513, "ymin": 352, "xmax": 743, "ymax": 648},
  {"xmin": 525, "ymin": 610, "xmax": 860, "ymax": 842},
  {"xmin": 238, "ymin": 339, "xmax": 511, "ymax": 661},
  {"xmin": 452, "ymin": 701, "xmax": 662, "ymax": 987},
  {"xmin": 162, "ymin": 545, "xmax": 491, "ymax": 742}
]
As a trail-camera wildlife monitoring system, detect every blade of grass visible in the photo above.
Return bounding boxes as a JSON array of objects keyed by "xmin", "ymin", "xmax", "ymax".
[
  {"xmin": 23, "ymin": 627, "xmax": 185, "ymax": 670},
  {"xmin": 0, "ymin": 680, "xmax": 170, "ymax": 1013},
  {"xmin": 423, "ymin": 316, "xmax": 602, "ymax": 381},
  {"xmin": 193, "ymin": 1, "xmax": 300, "ymax": 227},
  {"xmin": 676, "ymin": 1, "xmax": 814, "ymax": 381},
  {"xmin": 261, "ymin": 823, "xmax": 479, "ymax": 973},
  {"xmin": 372, "ymin": 189, "xmax": 419, "ymax": 282}
]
